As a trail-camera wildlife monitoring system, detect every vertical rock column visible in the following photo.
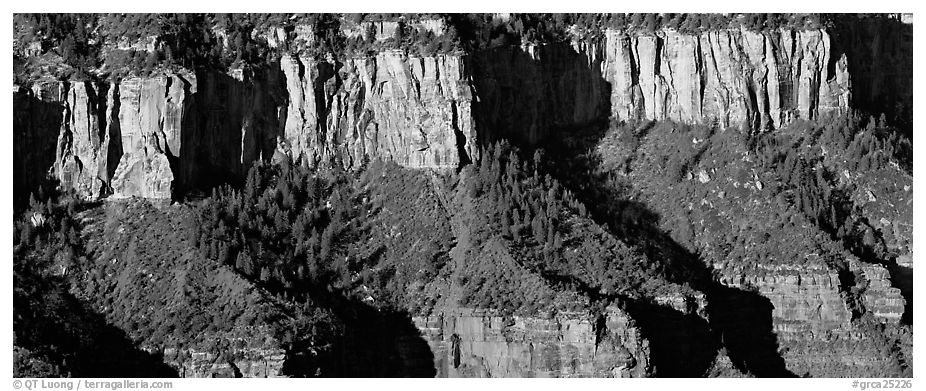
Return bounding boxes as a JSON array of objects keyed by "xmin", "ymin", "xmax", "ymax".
[
  {"xmin": 54, "ymin": 81, "xmax": 112, "ymax": 198},
  {"xmin": 110, "ymin": 74, "xmax": 190, "ymax": 199}
]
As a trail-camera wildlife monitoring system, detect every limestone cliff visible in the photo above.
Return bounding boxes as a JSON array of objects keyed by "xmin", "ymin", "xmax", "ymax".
[
  {"xmin": 603, "ymin": 28, "xmax": 850, "ymax": 130},
  {"xmin": 16, "ymin": 25, "xmax": 906, "ymax": 200},
  {"xmin": 279, "ymin": 51, "xmax": 476, "ymax": 169},
  {"xmin": 17, "ymin": 50, "xmax": 476, "ymax": 198},
  {"xmin": 414, "ymin": 306, "xmax": 649, "ymax": 377},
  {"xmin": 475, "ymin": 27, "xmax": 852, "ymax": 145},
  {"xmin": 713, "ymin": 245, "xmax": 907, "ymax": 376}
]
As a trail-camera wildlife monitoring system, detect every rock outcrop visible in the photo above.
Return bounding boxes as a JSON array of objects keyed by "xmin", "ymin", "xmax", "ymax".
[
  {"xmin": 413, "ymin": 306, "xmax": 649, "ymax": 377},
  {"xmin": 280, "ymin": 51, "xmax": 476, "ymax": 169},
  {"xmin": 715, "ymin": 258, "xmax": 907, "ymax": 376},
  {"xmin": 164, "ymin": 332, "xmax": 288, "ymax": 378},
  {"xmin": 53, "ymin": 81, "xmax": 115, "ymax": 198},
  {"xmin": 853, "ymin": 260, "xmax": 906, "ymax": 324},
  {"xmin": 603, "ymin": 28, "xmax": 850, "ymax": 130}
]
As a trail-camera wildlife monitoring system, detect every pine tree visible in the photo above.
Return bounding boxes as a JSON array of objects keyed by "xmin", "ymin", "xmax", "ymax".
[
  {"xmin": 531, "ymin": 214, "xmax": 545, "ymax": 244},
  {"xmin": 235, "ymin": 250, "xmax": 254, "ymax": 275}
]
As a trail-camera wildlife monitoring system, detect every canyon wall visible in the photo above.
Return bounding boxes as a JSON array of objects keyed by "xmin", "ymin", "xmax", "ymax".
[
  {"xmin": 15, "ymin": 26, "xmax": 895, "ymax": 200},
  {"xmin": 279, "ymin": 51, "xmax": 476, "ymax": 170},
  {"xmin": 14, "ymin": 85, "xmax": 64, "ymax": 206},
  {"xmin": 413, "ymin": 306, "xmax": 650, "ymax": 378},
  {"xmin": 12, "ymin": 20, "xmax": 912, "ymax": 378},
  {"xmin": 603, "ymin": 28, "xmax": 850, "ymax": 130},
  {"xmin": 714, "ymin": 257, "xmax": 906, "ymax": 376},
  {"xmin": 474, "ymin": 27, "xmax": 853, "ymax": 146},
  {"xmin": 16, "ymin": 50, "xmax": 476, "ymax": 199},
  {"xmin": 472, "ymin": 41, "xmax": 611, "ymax": 144}
]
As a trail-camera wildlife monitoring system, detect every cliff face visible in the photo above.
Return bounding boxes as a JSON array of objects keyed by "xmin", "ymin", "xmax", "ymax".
[
  {"xmin": 469, "ymin": 27, "xmax": 854, "ymax": 146},
  {"xmin": 713, "ymin": 250, "xmax": 907, "ymax": 376},
  {"xmin": 16, "ymin": 26, "xmax": 898, "ymax": 200},
  {"xmin": 14, "ymin": 85, "xmax": 64, "ymax": 206},
  {"xmin": 280, "ymin": 51, "xmax": 476, "ymax": 170},
  {"xmin": 17, "ymin": 51, "xmax": 476, "ymax": 199},
  {"xmin": 18, "ymin": 70, "xmax": 288, "ymax": 199},
  {"xmin": 21, "ymin": 76, "xmax": 189, "ymax": 199},
  {"xmin": 472, "ymin": 41, "xmax": 611, "ymax": 144},
  {"xmin": 603, "ymin": 28, "xmax": 850, "ymax": 130},
  {"xmin": 413, "ymin": 306, "xmax": 650, "ymax": 378}
]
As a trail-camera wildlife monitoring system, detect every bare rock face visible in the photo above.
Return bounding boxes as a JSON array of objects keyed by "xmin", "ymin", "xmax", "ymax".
[
  {"xmin": 718, "ymin": 262, "xmax": 852, "ymax": 332},
  {"xmin": 104, "ymin": 74, "xmax": 189, "ymax": 199},
  {"xmin": 17, "ymin": 69, "xmax": 288, "ymax": 199},
  {"xmin": 110, "ymin": 149, "xmax": 173, "ymax": 199},
  {"xmin": 603, "ymin": 28, "xmax": 850, "ymax": 130},
  {"xmin": 280, "ymin": 51, "xmax": 476, "ymax": 169},
  {"xmin": 853, "ymin": 260, "xmax": 905, "ymax": 323},
  {"xmin": 414, "ymin": 306, "xmax": 650, "ymax": 378},
  {"xmin": 165, "ymin": 329, "xmax": 288, "ymax": 378},
  {"xmin": 472, "ymin": 27, "xmax": 852, "ymax": 146},
  {"xmin": 15, "ymin": 26, "xmax": 904, "ymax": 201},
  {"xmin": 715, "ymin": 257, "xmax": 906, "ymax": 376},
  {"xmin": 53, "ymin": 81, "xmax": 113, "ymax": 198},
  {"xmin": 115, "ymin": 75, "xmax": 188, "ymax": 164}
]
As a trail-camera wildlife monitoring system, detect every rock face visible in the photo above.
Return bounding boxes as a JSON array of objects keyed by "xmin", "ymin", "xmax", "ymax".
[
  {"xmin": 715, "ymin": 258, "xmax": 906, "ymax": 376},
  {"xmin": 16, "ymin": 25, "xmax": 908, "ymax": 200},
  {"xmin": 853, "ymin": 261, "xmax": 906, "ymax": 324},
  {"xmin": 17, "ymin": 69, "xmax": 287, "ymax": 199},
  {"xmin": 472, "ymin": 41, "xmax": 611, "ymax": 144},
  {"xmin": 14, "ymin": 84, "xmax": 64, "ymax": 204},
  {"xmin": 603, "ymin": 28, "xmax": 850, "ymax": 130},
  {"xmin": 108, "ymin": 75, "xmax": 189, "ymax": 199},
  {"xmin": 280, "ymin": 51, "xmax": 476, "ymax": 169},
  {"xmin": 413, "ymin": 306, "xmax": 649, "ymax": 377},
  {"xmin": 53, "ymin": 81, "xmax": 115, "ymax": 198},
  {"xmin": 165, "ymin": 336, "xmax": 288, "ymax": 378}
]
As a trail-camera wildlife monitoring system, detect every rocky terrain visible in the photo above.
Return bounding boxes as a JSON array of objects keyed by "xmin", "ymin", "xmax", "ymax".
[{"xmin": 13, "ymin": 13, "xmax": 912, "ymax": 378}]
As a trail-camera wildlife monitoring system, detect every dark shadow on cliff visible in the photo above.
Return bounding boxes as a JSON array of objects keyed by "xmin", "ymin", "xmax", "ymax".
[
  {"xmin": 830, "ymin": 15, "xmax": 913, "ymax": 137},
  {"xmin": 236, "ymin": 247, "xmax": 436, "ymax": 377},
  {"xmin": 464, "ymin": 40, "xmax": 742, "ymax": 376},
  {"xmin": 177, "ymin": 66, "xmax": 286, "ymax": 199},
  {"xmin": 13, "ymin": 90, "xmax": 64, "ymax": 211},
  {"xmin": 469, "ymin": 40, "xmax": 611, "ymax": 149},
  {"xmin": 255, "ymin": 281, "xmax": 436, "ymax": 377},
  {"xmin": 103, "ymin": 82, "xmax": 124, "ymax": 196},
  {"xmin": 888, "ymin": 264, "xmax": 913, "ymax": 325},
  {"xmin": 533, "ymin": 125, "xmax": 796, "ymax": 377}
]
